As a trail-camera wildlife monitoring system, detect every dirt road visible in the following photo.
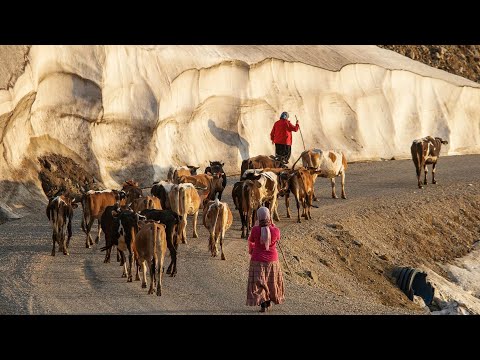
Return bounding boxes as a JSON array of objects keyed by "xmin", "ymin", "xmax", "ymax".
[{"xmin": 1, "ymin": 155, "xmax": 479, "ymax": 314}]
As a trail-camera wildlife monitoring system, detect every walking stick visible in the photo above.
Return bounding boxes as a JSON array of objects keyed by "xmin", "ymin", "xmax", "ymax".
[
  {"xmin": 277, "ymin": 241, "xmax": 292, "ymax": 274},
  {"xmin": 295, "ymin": 115, "xmax": 306, "ymax": 151}
]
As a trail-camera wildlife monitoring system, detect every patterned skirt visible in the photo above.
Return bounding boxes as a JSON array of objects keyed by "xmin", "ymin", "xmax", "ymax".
[{"xmin": 246, "ymin": 260, "xmax": 285, "ymax": 306}]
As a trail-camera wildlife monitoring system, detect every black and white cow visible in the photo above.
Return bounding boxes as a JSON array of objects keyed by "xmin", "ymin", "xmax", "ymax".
[{"xmin": 46, "ymin": 194, "xmax": 78, "ymax": 256}]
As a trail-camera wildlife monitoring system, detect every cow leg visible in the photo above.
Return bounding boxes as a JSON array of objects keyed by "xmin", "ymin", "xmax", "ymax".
[
  {"xmin": 220, "ymin": 230, "xmax": 226, "ymax": 261},
  {"xmin": 271, "ymin": 198, "xmax": 280, "ymax": 222},
  {"xmin": 239, "ymin": 209, "xmax": 246, "ymax": 238},
  {"xmin": 139, "ymin": 260, "xmax": 148, "ymax": 290},
  {"xmin": 156, "ymin": 255, "xmax": 164, "ymax": 296},
  {"xmin": 166, "ymin": 233, "xmax": 177, "ymax": 277},
  {"xmin": 67, "ymin": 217, "xmax": 73, "ymax": 248},
  {"xmin": 85, "ymin": 218, "xmax": 95, "ymax": 248},
  {"xmin": 62, "ymin": 230, "xmax": 69, "ymax": 256},
  {"xmin": 120, "ymin": 251, "xmax": 127, "ymax": 278},
  {"xmin": 127, "ymin": 250, "xmax": 133, "ymax": 282},
  {"xmin": 285, "ymin": 192, "xmax": 291, "ymax": 218},
  {"xmin": 104, "ymin": 247, "xmax": 111, "ymax": 263},
  {"xmin": 135, "ymin": 259, "xmax": 140, "ymax": 281},
  {"xmin": 51, "ymin": 232, "xmax": 56, "ymax": 256},
  {"xmin": 192, "ymin": 211, "xmax": 199, "ymax": 239},
  {"xmin": 432, "ymin": 162, "xmax": 437, "ymax": 184},
  {"xmin": 416, "ymin": 164, "xmax": 423, "ymax": 189},
  {"xmin": 94, "ymin": 219, "xmax": 101, "ymax": 244},
  {"xmin": 179, "ymin": 217, "xmax": 187, "ymax": 244},
  {"xmin": 294, "ymin": 191, "xmax": 302, "ymax": 223},
  {"xmin": 149, "ymin": 259, "xmax": 155, "ymax": 294},
  {"xmin": 116, "ymin": 248, "xmax": 120, "ymax": 262},
  {"xmin": 331, "ymin": 178, "xmax": 338, "ymax": 199},
  {"xmin": 307, "ymin": 193, "xmax": 313, "ymax": 220},
  {"xmin": 423, "ymin": 164, "xmax": 428, "ymax": 185},
  {"xmin": 340, "ymin": 172, "xmax": 347, "ymax": 199}
]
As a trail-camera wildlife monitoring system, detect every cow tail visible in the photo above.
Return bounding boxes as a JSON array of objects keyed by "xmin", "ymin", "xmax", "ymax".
[
  {"xmin": 292, "ymin": 150, "xmax": 308, "ymax": 170},
  {"xmin": 179, "ymin": 186, "xmax": 185, "ymax": 218},
  {"xmin": 221, "ymin": 203, "xmax": 228, "ymax": 239}
]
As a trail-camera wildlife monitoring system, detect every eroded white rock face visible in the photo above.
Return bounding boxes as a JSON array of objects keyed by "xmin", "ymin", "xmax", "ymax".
[{"xmin": 1, "ymin": 45, "xmax": 480, "ymax": 202}]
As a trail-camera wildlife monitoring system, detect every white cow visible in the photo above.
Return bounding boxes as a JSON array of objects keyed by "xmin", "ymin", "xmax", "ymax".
[{"xmin": 298, "ymin": 148, "xmax": 348, "ymax": 200}]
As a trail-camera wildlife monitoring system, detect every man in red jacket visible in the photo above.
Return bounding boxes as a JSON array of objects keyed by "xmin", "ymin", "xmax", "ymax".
[{"xmin": 270, "ymin": 112, "xmax": 300, "ymax": 162}]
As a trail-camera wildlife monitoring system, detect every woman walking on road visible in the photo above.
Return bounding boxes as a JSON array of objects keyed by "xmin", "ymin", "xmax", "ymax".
[{"xmin": 246, "ymin": 207, "xmax": 285, "ymax": 313}]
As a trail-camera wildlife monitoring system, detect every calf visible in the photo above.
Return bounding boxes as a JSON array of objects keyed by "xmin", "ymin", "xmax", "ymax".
[
  {"xmin": 411, "ymin": 136, "xmax": 449, "ymax": 189},
  {"xmin": 140, "ymin": 209, "xmax": 181, "ymax": 276},
  {"xmin": 282, "ymin": 168, "xmax": 322, "ymax": 223},
  {"xmin": 46, "ymin": 195, "xmax": 78, "ymax": 256},
  {"xmin": 133, "ymin": 221, "xmax": 167, "ymax": 296},
  {"xmin": 100, "ymin": 209, "xmax": 143, "ymax": 282},
  {"xmin": 205, "ymin": 161, "xmax": 227, "ymax": 200},
  {"xmin": 299, "ymin": 149, "xmax": 348, "ymax": 200},
  {"xmin": 203, "ymin": 199, "xmax": 233, "ymax": 260}
]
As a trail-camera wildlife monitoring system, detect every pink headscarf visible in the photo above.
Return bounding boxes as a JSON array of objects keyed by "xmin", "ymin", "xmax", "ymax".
[{"xmin": 256, "ymin": 207, "xmax": 272, "ymax": 251}]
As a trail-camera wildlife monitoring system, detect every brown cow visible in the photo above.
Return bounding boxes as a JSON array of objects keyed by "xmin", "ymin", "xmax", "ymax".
[
  {"xmin": 46, "ymin": 194, "xmax": 78, "ymax": 256},
  {"xmin": 411, "ymin": 136, "xmax": 449, "ymax": 189},
  {"xmin": 168, "ymin": 166, "xmax": 200, "ymax": 183},
  {"xmin": 168, "ymin": 183, "xmax": 201, "ymax": 244},
  {"xmin": 202, "ymin": 199, "xmax": 233, "ymax": 260},
  {"xmin": 232, "ymin": 180, "xmax": 261, "ymax": 238},
  {"xmin": 241, "ymin": 170, "xmax": 280, "ymax": 222},
  {"xmin": 132, "ymin": 196, "xmax": 162, "ymax": 213},
  {"xmin": 298, "ymin": 149, "xmax": 348, "ymax": 200},
  {"xmin": 177, "ymin": 174, "xmax": 223, "ymax": 202},
  {"xmin": 281, "ymin": 167, "xmax": 322, "ymax": 223},
  {"xmin": 205, "ymin": 161, "xmax": 227, "ymax": 200},
  {"xmin": 122, "ymin": 180, "xmax": 143, "ymax": 205},
  {"xmin": 81, "ymin": 189, "xmax": 126, "ymax": 248},
  {"xmin": 240, "ymin": 155, "xmax": 288, "ymax": 180},
  {"xmin": 133, "ymin": 221, "xmax": 167, "ymax": 296}
]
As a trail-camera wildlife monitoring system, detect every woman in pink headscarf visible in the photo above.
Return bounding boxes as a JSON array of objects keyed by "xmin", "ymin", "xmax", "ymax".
[{"xmin": 246, "ymin": 206, "xmax": 285, "ymax": 312}]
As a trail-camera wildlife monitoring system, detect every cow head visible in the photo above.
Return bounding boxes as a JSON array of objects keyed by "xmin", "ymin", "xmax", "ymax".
[
  {"xmin": 187, "ymin": 165, "xmax": 200, "ymax": 175},
  {"xmin": 435, "ymin": 137, "xmax": 449, "ymax": 145},
  {"xmin": 207, "ymin": 161, "xmax": 225, "ymax": 179}
]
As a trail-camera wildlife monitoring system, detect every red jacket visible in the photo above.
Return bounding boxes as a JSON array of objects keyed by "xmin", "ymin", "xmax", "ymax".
[
  {"xmin": 270, "ymin": 119, "xmax": 299, "ymax": 145},
  {"xmin": 248, "ymin": 225, "xmax": 280, "ymax": 262}
]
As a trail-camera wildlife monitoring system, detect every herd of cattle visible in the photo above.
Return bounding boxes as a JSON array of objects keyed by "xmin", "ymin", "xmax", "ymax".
[{"xmin": 44, "ymin": 136, "xmax": 448, "ymax": 296}]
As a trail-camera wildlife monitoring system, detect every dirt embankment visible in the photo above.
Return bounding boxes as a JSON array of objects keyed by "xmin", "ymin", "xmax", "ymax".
[{"xmin": 38, "ymin": 154, "xmax": 104, "ymax": 200}]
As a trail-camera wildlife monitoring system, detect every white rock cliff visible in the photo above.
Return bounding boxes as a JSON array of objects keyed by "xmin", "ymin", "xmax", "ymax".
[{"xmin": 1, "ymin": 45, "xmax": 480, "ymax": 210}]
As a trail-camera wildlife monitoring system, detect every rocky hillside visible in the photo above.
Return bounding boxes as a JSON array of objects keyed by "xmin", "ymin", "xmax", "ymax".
[{"xmin": 379, "ymin": 45, "xmax": 480, "ymax": 84}]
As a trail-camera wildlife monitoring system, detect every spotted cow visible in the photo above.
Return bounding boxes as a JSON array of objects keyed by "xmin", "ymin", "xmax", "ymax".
[
  {"xmin": 298, "ymin": 149, "xmax": 348, "ymax": 200},
  {"xmin": 411, "ymin": 136, "xmax": 449, "ymax": 189}
]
